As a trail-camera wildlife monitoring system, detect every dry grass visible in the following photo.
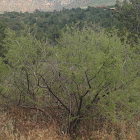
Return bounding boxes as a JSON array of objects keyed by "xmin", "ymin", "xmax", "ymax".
[
  {"xmin": 77, "ymin": 116, "xmax": 139, "ymax": 140},
  {"xmin": 78, "ymin": 123, "xmax": 137, "ymax": 140},
  {"xmin": 0, "ymin": 106, "xmax": 139, "ymax": 140},
  {"xmin": 0, "ymin": 107, "xmax": 70, "ymax": 140}
]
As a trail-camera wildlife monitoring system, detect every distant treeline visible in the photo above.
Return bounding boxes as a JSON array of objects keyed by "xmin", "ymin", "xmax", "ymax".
[
  {"xmin": 0, "ymin": 1, "xmax": 139, "ymax": 44},
  {"xmin": 0, "ymin": 6, "xmax": 116, "ymax": 41}
]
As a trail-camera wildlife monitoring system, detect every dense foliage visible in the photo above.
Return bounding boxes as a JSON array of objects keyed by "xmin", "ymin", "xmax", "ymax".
[
  {"xmin": 0, "ymin": 6, "xmax": 118, "ymax": 43},
  {"xmin": 0, "ymin": 0, "xmax": 139, "ymax": 134}
]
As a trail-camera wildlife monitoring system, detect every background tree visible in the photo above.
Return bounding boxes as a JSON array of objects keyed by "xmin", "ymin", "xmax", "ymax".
[
  {"xmin": 116, "ymin": 0, "xmax": 140, "ymax": 44},
  {"xmin": 0, "ymin": 20, "xmax": 6, "ymax": 57}
]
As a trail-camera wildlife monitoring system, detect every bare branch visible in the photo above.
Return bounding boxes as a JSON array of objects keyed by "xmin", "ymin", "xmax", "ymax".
[
  {"xmin": 36, "ymin": 73, "xmax": 74, "ymax": 116},
  {"xmin": 84, "ymin": 69, "xmax": 91, "ymax": 89},
  {"xmin": 92, "ymin": 83, "xmax": 110, "ymax": 104}
]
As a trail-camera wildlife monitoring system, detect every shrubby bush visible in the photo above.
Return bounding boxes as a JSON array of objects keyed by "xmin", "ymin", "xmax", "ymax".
[{"xmin": 0, "ymin": 26, "xmax": 139, "ymax": 133}]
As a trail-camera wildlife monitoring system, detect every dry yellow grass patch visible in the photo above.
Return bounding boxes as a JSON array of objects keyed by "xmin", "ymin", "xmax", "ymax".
[
  {"xmin": 0, "ymin": 107, "xmax": 139, "ymax": 140},
  {"xmin": 0, "ymin": 107, "xmax": 70, "ymax": 140}
]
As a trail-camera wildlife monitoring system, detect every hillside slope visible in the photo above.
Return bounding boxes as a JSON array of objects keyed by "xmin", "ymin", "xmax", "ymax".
[
  {"xmin": 64, "ymin": 0, "xmax": 116, "ymax": 9},
  {"xmin": 0, "ymin": 0, "xmax": 117, "ymax": 13}
]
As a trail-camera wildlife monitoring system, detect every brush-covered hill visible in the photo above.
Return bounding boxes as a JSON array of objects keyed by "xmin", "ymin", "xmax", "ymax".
[{"xmin": 0, "ymin": 0, "xmax": 118, "ymax": 13}]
